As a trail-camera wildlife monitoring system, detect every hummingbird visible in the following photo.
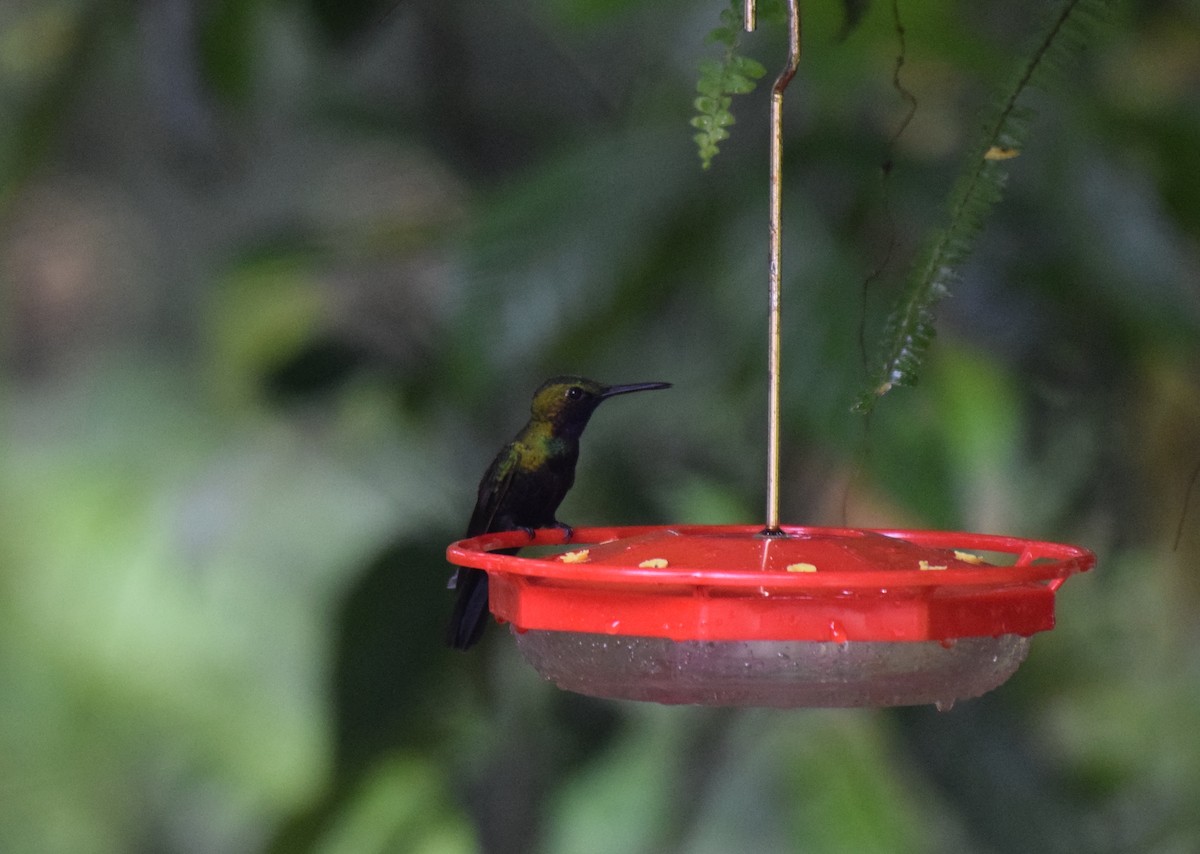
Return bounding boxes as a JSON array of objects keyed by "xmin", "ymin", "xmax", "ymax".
[{"xmin": 446, "ymin": 376, "xmax": 672, "ymax": 650}]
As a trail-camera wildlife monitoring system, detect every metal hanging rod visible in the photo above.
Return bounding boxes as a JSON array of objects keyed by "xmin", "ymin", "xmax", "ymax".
[{"xmin": 752, "ymin": 0, "xmax": 801, "ymax": 534}]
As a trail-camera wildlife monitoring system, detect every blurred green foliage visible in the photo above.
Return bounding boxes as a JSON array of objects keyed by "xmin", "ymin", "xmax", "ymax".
[{"xmin": 1, "ymin": 0, "xmax": 1199, "ymax": 852}]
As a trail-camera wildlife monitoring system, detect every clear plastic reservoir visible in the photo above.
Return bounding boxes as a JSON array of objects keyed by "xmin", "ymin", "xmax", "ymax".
[{"xmin": 514, "ymin": 630, "xmax": 1030, "ymax": 708}]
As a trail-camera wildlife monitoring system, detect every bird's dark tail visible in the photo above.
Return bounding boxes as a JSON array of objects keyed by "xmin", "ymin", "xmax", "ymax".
[{"xmin": 446, "ymin": 566, "xmax": 492, "ymax": 650}]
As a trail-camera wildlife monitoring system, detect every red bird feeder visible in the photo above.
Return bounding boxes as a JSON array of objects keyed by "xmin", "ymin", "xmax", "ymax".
[
  {"xmin": 446, "ymin": 0, "xmax": 1096, "ymax": 707},
  {"xmin": 447, "ymin": 525, "xmax": 1093, "ymax": 707}
]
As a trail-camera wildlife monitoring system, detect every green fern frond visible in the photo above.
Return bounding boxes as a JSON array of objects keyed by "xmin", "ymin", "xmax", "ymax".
[
  {"xmin": 692, "ymin": 1, "xmax": 768, "ymax": 169},
  {"xmin": 854, "ymin": 0, "xmax": 1115, "ymax": 413}
]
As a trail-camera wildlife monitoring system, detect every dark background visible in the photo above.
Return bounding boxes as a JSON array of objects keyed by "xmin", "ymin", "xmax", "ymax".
[{"xmin": 2, "ymin": 0, "xmax": 1198, "ymax": 851}]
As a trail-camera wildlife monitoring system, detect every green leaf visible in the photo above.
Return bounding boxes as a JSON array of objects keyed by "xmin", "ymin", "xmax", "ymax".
[
  {"xmin": 730, "ymin": 54, "xmax": 767, "ymax": 78},
  {"xmin": 690, "ymin": 0, "xmax": 766, "ymax": 168},
  {"xmin": 706, "ymin": 26, "xmax": 738, "ymax": 47},
  {"xmin": 855, "ymin": 0, "xmax": 1118, "ymax": 412}
]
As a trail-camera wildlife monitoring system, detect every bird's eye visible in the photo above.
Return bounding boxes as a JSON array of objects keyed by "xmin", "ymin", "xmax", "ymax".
[{"xmin": 566, "ymin": 387, "xmax": 584, "ymax": 400}]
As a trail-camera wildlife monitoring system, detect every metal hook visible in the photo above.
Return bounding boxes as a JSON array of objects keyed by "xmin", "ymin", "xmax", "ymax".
[{"xmin": 757, "ymin": 0, "xmax": 801, "ymax": 534}]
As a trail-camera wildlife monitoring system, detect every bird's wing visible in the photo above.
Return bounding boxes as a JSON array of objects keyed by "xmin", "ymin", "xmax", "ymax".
[{"xmin": 466, "ymin": 443, "xmax": 519, "ymax": 537}]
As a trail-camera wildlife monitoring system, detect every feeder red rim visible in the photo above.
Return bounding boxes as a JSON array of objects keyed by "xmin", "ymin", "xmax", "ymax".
[{"xmin": 446, "ymin": 524, "xmax": 1095, "ymax": 591}]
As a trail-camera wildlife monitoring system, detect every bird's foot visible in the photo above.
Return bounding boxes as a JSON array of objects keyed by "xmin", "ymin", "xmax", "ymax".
[
  {"xmin": 551, "ymin": 521, "xmax": 574, "ymax": 543},
  {"xmin": 518, "ymin": 526, "xmax": 537, "ymax": 543}
]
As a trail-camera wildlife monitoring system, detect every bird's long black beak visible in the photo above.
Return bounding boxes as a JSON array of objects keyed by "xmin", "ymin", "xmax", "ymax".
[{"xmin": 600, "ymin": 381, "xmax": 672, "ymax": 399}]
